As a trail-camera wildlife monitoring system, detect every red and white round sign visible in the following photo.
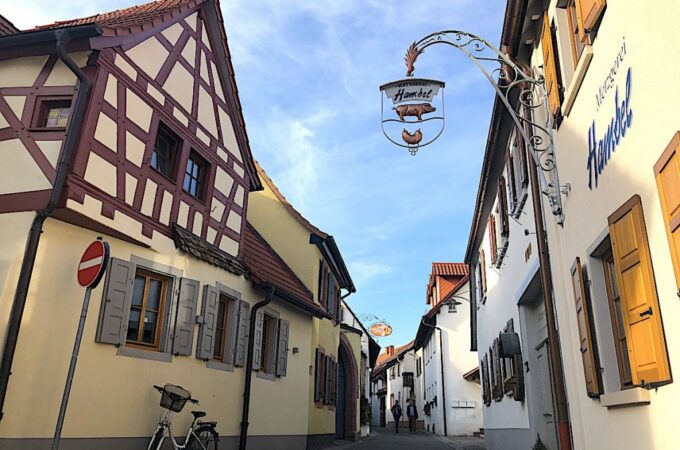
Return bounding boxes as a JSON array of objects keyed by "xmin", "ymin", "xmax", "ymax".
[{"xmin": 77, "ymin": 240, "xmax": 110, "ymax": 288}]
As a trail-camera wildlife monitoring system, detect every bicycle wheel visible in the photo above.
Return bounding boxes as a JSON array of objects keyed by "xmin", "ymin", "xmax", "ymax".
[
  {"xmin": 187, "ymin": 425, "xmax": 218, "ymax": 450},
  {"xmin": 147, "ymin": 427, "xmax": 164, "ymax": 450}
]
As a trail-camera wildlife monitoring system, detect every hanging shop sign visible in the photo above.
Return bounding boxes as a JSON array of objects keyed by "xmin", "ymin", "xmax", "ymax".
[{"xmin": 369, "ymin": 323, "xmax": 393, "ymax": 337}]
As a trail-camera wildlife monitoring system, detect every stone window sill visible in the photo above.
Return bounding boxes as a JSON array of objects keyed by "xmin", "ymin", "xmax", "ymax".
[
  {"xmin": 256, "ymin": 371, "xmax": 276, "ymax": 382},
  {"xmin": 600, "ymin": 387, "xmax": 650, "ymax": 408},
  {"xmin": 562, "ymin": 46, "xmax": 594, "ymax": 117},
  {"xmin": 206, "ymin": 360, "xmax": 234, "ymax": 372},
  {"xmin": 117, "ymin": 345, "xmax": 172, "ymax": 363}
]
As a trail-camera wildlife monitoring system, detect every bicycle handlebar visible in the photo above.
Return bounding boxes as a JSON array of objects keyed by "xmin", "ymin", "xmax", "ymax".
[{"xmin": 152, "ymin": 385, "xmax": 199, "ymax": 403}]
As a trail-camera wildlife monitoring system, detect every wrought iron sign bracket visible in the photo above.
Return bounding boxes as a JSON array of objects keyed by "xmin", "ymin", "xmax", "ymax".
[{"xmin": 387, "ymin": 30, "xmax": 569, "ymax": 225}]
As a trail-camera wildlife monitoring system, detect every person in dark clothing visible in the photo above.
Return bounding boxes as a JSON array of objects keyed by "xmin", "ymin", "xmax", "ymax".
[
  {"xmin": 390, "ymin": 400, "xmax": 403, "ymax": 433},
  {"xmin": 406, "ymin": 399, "xmax": 418, "ymax": 433}
]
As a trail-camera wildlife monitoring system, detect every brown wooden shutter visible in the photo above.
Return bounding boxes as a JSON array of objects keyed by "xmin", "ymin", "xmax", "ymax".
[
  {"xmin": 541, "ymin": 12, "xmax": 562, "ymax": 118},
  {"xmin": 608, "ymin": 195, "xmax": 671, "ymax": 386},
  {"xmin": 498, "ymin": 177, "xmax": 510, "ymax": 237},
  {"xmin": 508, "ymin": 156, "xmax": 517, "ymax": 211},
  {"xmin": 489, "ymin": 216, "xmax": 498, "ymax": 266},
  {"xmin": 482, "ymin": 354, "xmax": 491, "ymax": 406},
  {"xmin": 480, "ymin": 250, "xmax": 487, "ymax": 294},
  {"xmin": 654, "ymin": 131, "xmax": 680, "ymax": 289},
  {"xmin": 314, "ymin": 349, "xmax": 323, "ymax": 402},
  {"xmin": 570, "ymin": 257, "xmax": 602, "ymax": 397},
  {"xmin": 575, "ymin": 0, "xmax": 606, "ymax": 43}
]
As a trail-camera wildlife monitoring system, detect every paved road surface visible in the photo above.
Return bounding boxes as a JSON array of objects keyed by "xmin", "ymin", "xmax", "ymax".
[{"xmin": 335, "ymin": 428, "xmax": 486, "ymax": 450}]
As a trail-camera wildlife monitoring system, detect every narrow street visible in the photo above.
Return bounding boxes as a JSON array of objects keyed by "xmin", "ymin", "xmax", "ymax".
[{"xmin": 337, "ymin": 428, "xmax": 486, "ymax": 450}]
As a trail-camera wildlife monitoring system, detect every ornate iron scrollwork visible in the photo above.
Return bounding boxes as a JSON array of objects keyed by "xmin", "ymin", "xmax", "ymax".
[{"xmin": 402, "ymin": 30, "xmax": 568, "ymax": 224}]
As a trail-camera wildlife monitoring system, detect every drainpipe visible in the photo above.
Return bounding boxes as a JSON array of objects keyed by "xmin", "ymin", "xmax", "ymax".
[
  {"xmin": 239, "ymin": 286, "xmax": 275, "ymax": 450},
  {"xmin": 527, "ymin": 133, "xmax": 572, "ymax": 450},
  {"xmin": 420, "ymin": 318, "xmax": 447, "ymax": 436},
  {"xmin": 0, "ymin": 28, "xmax": 96, "ymax": 420}
]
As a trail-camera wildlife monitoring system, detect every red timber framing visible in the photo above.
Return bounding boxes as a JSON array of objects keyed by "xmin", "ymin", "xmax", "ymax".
[
  {"xmin": 0, "ymin": 0, "xmax": 264, "ymax": 260},
  {"xmin": 0, "ymin": 53, "xmax": 86, "ymax": 212}
]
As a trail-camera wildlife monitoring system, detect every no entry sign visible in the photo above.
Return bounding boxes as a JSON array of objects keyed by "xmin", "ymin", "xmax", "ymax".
[{"xmin": 77, "ymin": 240, "xmax": 110, "ymax": 288}]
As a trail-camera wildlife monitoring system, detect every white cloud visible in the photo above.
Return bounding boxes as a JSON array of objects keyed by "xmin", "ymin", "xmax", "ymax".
[{"xmin": 349, "ymin": 261, "xmax": 393, "ymax": 285}]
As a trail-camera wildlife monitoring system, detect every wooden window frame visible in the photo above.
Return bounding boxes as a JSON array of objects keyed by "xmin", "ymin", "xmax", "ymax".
[
  {"xmin": 602, "ymin": 250, "xmax": 633, "ymax": 389},
  {"xmin": 212, "ymin": 293, "xmax": 231, "ymax": 361},
  {"xmin": 259, "ymin": 313, "xmax": 278, "ymax": 375},
  {"xmin": 151, "ymin": 122, "xmax": 182, "ymax": 181},
  {"xmin": 498, "ymin": 177, "xmax": 510, "ymax": 238},
  {"xmin": 183, "ymin": 151, "xmax": 209, "ymax": 201},
  {"xmin": 575, "ymin": 0, "xmax": 606, "ymax": 44},
  {"xmin": 127, "ymin": 268, "xmax": 169, "ymax": 351},
  {"xmin": 30, "ymin": 96, "xmax": 73, "ymax": 130},
  {"xmin": 654, "ymin": 131, "xmax": 680, "ymax": 289},
  {"xmin": 489, "ymin": 216, "xmax": 498, "ymax": 266}
]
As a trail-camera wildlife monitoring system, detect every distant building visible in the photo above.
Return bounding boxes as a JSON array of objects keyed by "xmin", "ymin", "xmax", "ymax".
[{"xmin": 414, "ymin": 263, "xmax": 482, "ymax": 436}]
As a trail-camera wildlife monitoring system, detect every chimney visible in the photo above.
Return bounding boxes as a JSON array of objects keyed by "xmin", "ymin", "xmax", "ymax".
[{"xmin": 386, "ymin": 345, "xmax": 395, "ymax": 357}]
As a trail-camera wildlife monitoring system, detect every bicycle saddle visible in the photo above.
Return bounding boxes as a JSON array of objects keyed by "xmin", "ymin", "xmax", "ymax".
[{"xmin": 191, "ymin": 411, "xmax": 206, "ymax": 418}]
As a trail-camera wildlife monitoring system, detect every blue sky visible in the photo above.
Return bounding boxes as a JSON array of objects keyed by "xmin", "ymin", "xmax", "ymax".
[{"xmin": 9, "ymin": 0, "xmax": 505, "ymax": 348}]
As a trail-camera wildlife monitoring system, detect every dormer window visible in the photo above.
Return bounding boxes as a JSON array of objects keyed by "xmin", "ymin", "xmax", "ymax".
[
  {"xmin": 151, "ymin": 122, "xmax": 181, "ymax": 180},
  {"xmin": 32, "ymin": 97, "xmax": 72, "ymax": 129},
  {"xmin": 183, "ymin": 151, "xmax": 208, "ymax": 199}
]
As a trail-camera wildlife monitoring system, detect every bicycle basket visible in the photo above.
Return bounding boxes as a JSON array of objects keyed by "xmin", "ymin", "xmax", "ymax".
[{"xmin": 159, "ymin": 384, "xmax": 192, "ymax": 413}]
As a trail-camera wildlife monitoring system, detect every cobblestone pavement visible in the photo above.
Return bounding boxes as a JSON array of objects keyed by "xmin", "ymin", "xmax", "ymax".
[{"xmin": 334, "ymin": 428, "xmax": 486, "ymax": 450}]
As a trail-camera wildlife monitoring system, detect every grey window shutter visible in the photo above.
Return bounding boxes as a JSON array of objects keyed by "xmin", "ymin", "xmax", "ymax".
[
  {"xmin": 326, "ymin": 274, "xmax": 335, "ymax": 316},
  {"xmin": 172, "ymin": 278, "xmax": 199, "ymax": 356},
  {"xmin": 324, "ymin": 355, "xmax": 332, "ymax": 403},
  {"xmin": 251, "ymin": 310, "xmax": 264, "ymax": 371},
  {"xmin": 196, "ymin": 285, "xmax": 219, "ymax": 360},
  {"xmin": 234, "ymin": 300, "xmax": 250, "ymax": 367},
  {"xmin": 276, "ymin": 319, "xmax": 290, "ymax": 377},
  {"xmin": 96, "ymin": 258, "xmax": 135, "ymax": 345}
]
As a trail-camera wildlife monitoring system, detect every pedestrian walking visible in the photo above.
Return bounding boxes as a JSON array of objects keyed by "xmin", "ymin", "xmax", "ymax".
[
  {"xmin": 390, "ymin": 400, "xmax": 403, "ymax": 433},
  {"xmin": 406, "ymin": 399, "xmax": 418, "ymax": 433}
]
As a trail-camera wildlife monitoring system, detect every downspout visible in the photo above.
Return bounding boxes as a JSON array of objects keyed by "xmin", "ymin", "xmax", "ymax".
[
  {"xmin": 420, "ymin": 318, "xmax": 447, "ymax": 436},
  {"xmin": 0, "ymin": 29, "xmax": 94, "ymax": 420},
  {"xmin": 527, "ymin": 135, "xmax": 572, "ymax": 450},
  {"xmin": 239, "ymin": 285, "xmax": 275, "ymax": 450}
]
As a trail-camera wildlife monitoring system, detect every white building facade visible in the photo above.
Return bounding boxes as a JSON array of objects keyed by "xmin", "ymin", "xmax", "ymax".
[
  {"xmin": 467, "ymin": 1, "xmax": 680, "ymax": 450},
  {"xmin": 415, "ymin": 274, "xmax": 483, "ymax": 437}
]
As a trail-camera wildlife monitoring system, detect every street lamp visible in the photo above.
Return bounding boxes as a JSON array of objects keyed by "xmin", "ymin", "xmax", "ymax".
[{"xmin": 379, "ymin": 30, "xmax": 569, "ymax": 224}]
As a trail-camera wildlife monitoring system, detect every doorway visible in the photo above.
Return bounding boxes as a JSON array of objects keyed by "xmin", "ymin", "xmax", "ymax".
[
  {"xmin": 336, "ymin": 333, "xmax": 359, "ymax": 440},
  {"xmin": 335, "ymin": 356, "xmax": 346, "ymax": 438},
  {"xmin": 379, "ymin": 395, "xmax": 386, "ymax": 427},
  {"xmin": 520, "ymin": 293, "xmax": 559, "ymax": 450}
]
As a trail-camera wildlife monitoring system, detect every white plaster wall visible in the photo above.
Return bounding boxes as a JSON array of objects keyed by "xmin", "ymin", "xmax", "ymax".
[
  {"xmin": 534, "ymin": 2, "xmax": 680, "ymax": 450},
  {"xmin": 437, "ymin": 281, "xmax": 484, "ymax": 436}
]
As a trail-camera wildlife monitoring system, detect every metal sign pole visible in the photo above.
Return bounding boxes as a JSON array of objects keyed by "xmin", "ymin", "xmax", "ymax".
[{"xmin": 51, "ymin": 286, "xmax": 93, "ymax": 450}]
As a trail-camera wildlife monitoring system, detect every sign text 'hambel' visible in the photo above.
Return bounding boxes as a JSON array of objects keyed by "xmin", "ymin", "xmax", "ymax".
[{"xmin": 382, "ymin": 78, "xmax": 444, "ymax": 105}]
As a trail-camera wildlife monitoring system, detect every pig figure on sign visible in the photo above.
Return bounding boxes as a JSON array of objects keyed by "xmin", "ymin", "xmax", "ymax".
[{"xmin": 394, "ymin": 103, "xmax": 436, "ymax": 121}]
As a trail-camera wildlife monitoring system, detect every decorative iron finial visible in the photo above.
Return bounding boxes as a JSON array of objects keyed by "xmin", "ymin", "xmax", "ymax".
[{"xmin": 404, "ymin": 42, "xmax": 423, "ymax": 77}]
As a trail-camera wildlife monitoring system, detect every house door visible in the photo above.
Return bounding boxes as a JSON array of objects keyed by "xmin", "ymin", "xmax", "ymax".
[
  {"xmin": 335, "ymin": 356, "xmax": 346, "ymax": 438},
  {"xmin": 521, "ymin": 294, "xmax": 559, "ymax": 450},
  {"xmin": 379, "ymin": 396, "xmax": 386, "ymax": 427}
]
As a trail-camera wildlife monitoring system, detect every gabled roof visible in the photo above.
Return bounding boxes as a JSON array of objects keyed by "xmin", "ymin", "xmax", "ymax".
[
  {"xmin": 33, "ymin": 0, "xmax": 201, "ymax": 34},
  {"xmin": 242, "ymin": 222, "xmax": 328, "ymax": 318},
  {"xmin": 0, "ymin": 15, "xmax": 19, "ymax": 36},
  {"xmin": 426, "ymin": 262, "xmax": 468, "ymax": 304},
  {"xmin": 374, "ymin": 340, "xmax": 414, "ymax": 368},
  {"xmin": 255, "ymin": 161, "xmax": 355, "ymax": 292},
  {"xmin": 431, "ymin": 262, "xmax": 469, "ymax": 277},
  {"xmin": 4, "ymin": 0, "xmax": 262, "ymax": 192},
  {"xmin": 415, "ymin": 274, "xmax": 469, "ymax": 350}
]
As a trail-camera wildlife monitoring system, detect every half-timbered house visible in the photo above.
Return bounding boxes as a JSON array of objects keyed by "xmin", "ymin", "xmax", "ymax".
[{"xmin": 0, "ymin": 1, "xmax": 340, "ymax": 448}]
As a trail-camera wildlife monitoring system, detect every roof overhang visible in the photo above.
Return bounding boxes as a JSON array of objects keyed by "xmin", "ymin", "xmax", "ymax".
[
  {"xmin": 0, "ymin": 24, "xmax": 101, "ymax": 60},
  {"xmin": 310, "ymin": 233, "xmax": 355, "ymax": 292}
]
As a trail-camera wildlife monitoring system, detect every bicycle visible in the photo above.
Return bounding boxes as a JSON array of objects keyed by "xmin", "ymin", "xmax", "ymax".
[{"xmin": 147, "ymin": 384, "xmax": 218, "ymax": 450}]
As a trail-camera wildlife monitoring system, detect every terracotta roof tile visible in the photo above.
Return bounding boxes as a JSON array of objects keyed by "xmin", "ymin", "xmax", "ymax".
[
  {"xmin": 241, "ymin": 222, "xmax": 317, "ymax": 307},
  {"xmin": 33, "ymin": 0, "xmax": 202, "ymax": 32},
  {"xmin": 375, "ymin": 340, "xmax": 414, "ymax": 368},
  {"xmin": 431, "ymin": 262, "xmax": 469, "ymax": 277}
]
